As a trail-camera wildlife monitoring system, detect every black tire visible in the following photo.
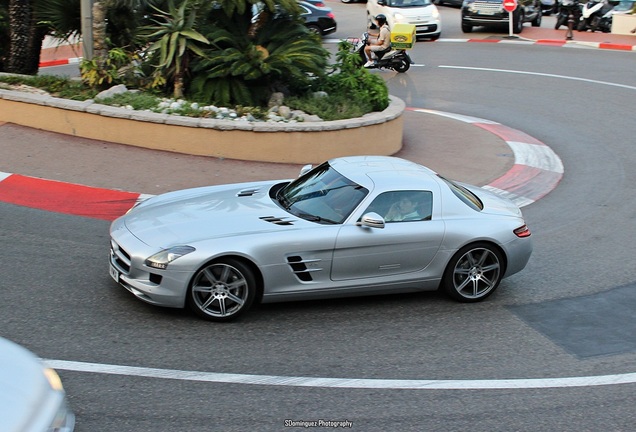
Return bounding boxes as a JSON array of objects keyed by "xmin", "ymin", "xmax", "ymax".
[
  {"xmin": 577, "ymin": 20, "xmax": 587, "ymax": 31},
  {"xmin": 187, "ymin": 258, "xmax": 257, "ymax": 322},
  {"xmin": 461, "ymin": 22, "xmax": 473, "ymax": 33},
  {"xmin": 531, "ymin": 10, "xmax": 542, "ymax": 27},
  {"xmin": 589, "ymin": 16, "xmax": 599, "ymax": 32},
  {"xmin": 555, "ymin": 14, "xmax": 565, "ymax": 29},
  {"xmin": 441, "ymin": 243, "xmax": 505, "ymax": 302},
  {"xmin": 393, "ymin": 58, "xmax": 410, "ymax": 73},
  {"xmin": 306, "ymin": 24, "xmax": 322, "ymax": 36}
]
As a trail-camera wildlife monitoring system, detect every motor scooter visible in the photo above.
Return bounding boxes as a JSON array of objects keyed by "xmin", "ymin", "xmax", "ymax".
[
  {"xmin": 350, "ymin": 32, "xmax": 413, "ymax": 73},
  {"xmin": 577, "ymin": 0, "xmax": 615, "ymax": 32}
]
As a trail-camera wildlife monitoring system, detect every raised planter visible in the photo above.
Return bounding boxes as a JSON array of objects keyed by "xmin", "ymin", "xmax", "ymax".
[
  {"xmin": 0, "ymin": 89, "xmax": 405, "ymax": 164},
  {"xmin": 611, "ymin": 13, "xmax": 636, "ymax": 35}
]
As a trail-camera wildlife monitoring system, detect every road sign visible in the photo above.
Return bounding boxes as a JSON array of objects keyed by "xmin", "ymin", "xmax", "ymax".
[{"xmin": 503, "ymin": 0, "xmax": 518, "ymax": 12}]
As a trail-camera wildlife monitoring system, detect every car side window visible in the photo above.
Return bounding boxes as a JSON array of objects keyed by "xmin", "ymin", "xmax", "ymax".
[{"xmin": 365, "ymin": 191, "xmax": 432, "ymax": 222}]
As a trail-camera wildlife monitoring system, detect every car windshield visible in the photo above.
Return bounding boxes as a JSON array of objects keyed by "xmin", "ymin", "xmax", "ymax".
[
  {"xmin": 387, "ymin": 0, "xmax": 432, "ymax": 7},
  {"xmin": 276, "ymin": 162, "xmax": 368, "ymax": 224}
]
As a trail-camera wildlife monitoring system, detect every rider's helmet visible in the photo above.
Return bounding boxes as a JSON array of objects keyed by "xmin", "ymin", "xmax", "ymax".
[{"xmin": 375, "ymin": 14, "xmax": 387, "ymax": 26}]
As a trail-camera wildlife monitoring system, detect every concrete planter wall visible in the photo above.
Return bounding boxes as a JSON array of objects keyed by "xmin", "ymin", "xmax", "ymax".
[
  {"xmin": 0, "ymin": 89, "xmax": 405, "ymax": 164},
  {"xmin": 612, "ymin": 13, "xmax": 636, "ymax": 35}
]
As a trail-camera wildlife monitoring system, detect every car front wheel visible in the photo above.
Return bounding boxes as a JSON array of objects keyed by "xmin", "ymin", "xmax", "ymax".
[
  {"xmin": 188, "ymin": 258, "xmax": 256, "ymax": 321},
  {"xmin": 442, "ymin": 243, "xmax": 504, "ymax": 302},
  {"xmin": 461, "ymin": 22, "xmax": 473, "ymax": 33}
]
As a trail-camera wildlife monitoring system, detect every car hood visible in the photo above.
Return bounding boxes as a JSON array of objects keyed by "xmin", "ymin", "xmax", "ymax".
[{"xmin": 122, "ymin": 181, "xmax": 301, "ymax": 247}]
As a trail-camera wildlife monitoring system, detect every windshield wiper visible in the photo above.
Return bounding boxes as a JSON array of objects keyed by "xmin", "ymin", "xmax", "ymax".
[{"xmin": 295, "ymin": 211, "xmax": 338, "ymax": 225}]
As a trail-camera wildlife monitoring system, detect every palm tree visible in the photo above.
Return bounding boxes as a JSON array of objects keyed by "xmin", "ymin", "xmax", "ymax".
[
  {"xmin": 142, "ymin": 0, "xmax": 209, "ymax": 98},
  {"xmin": 6, "ymin": 0, "xmax": 45, "ymax": 74},
  {"xmin": 189, "ymin": 1, "xmax": 329, "ymax": 106}
]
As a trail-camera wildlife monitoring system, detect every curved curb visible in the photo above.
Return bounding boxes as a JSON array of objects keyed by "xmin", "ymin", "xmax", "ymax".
[
  {"xmin": 0, "ymin": 108, "xmax": 563, "ymax": 219},
  {"xmin": 0, "ymin": 89, "xmax": 404, "ymax": 164},
  {"xmin": 408, "ymin": 108, "xmax": 564, "ymax": 208}
]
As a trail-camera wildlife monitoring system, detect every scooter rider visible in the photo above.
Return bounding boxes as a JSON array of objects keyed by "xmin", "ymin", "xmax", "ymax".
[{"xmin": 364, "ymin": 14, "xmax": 391, "ymax": 68}]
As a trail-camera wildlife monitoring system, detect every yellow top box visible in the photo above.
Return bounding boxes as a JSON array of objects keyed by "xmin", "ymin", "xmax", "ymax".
[{"xmin": 390, "ymin": 23, "xmax": 416, "ymax": 49}]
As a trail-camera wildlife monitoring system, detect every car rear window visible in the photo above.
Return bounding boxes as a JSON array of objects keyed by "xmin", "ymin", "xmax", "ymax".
[{"xmin": 439, "ymin": 176, "xmax": 483, "ymax": 211}]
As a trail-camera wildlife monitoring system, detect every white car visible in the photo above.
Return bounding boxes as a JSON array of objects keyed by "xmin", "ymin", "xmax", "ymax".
[
  {"xmin": 0, "ymin": 337, "xmax": 75, "ymax": 432},
  {"xmin": 366, "ymin": 0, "xmax": 442, "ymax": 40}
]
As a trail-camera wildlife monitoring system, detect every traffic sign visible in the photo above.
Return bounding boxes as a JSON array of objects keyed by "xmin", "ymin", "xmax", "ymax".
[{"xmin": 503, "ymin": 0, "xmax": 518, "ymax": 12}]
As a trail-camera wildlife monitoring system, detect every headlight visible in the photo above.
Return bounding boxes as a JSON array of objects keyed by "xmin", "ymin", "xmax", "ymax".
[
  {"xmin": 394, "ymin": 12, "xmax": 405, "ymax": 22},
  {"xmin": 145, "ymin": 246, "xmax": 196, "ymax": 269}
]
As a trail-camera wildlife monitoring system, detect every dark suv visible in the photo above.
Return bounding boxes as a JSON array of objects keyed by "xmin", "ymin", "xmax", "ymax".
[{"xmin": 461, "ymin": 0, "xmax": 542, "ymax": 34}]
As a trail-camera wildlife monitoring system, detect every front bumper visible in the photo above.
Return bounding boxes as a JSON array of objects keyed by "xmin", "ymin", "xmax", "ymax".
[{"xmin": 109, "ymin": 230, "xmax": 191, "ymax": 308}]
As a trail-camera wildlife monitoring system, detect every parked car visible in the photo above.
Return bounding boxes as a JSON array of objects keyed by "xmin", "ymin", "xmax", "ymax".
[
  {"xmin": 434, "ymin": 0, "xmax": 464, "ymax": 7},
  {"xmin": 366, "ymin": 0, "xmax": 442, "ymax": 40},
  {"xmin": 300, "ymin": 0, "xmax": 338, "ymax": 36},
  {"xmin": 109, "ymin": 156, "xmax": 533, "ymax": 322},
  {"xmin": 461, "ymin": 0, "xmax": 543, "ymax": 33},
  {"xmin": 0, "ymin": 337, "xmax": 75, "ymax": 432}
]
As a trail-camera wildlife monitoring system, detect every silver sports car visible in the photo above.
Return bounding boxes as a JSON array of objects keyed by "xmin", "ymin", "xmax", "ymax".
[{"xmin": 109, "ymin": 156, "xmax": 532, "ymax": 321}]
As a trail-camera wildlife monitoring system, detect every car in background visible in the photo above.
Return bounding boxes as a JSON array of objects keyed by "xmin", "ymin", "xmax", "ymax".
[
  {"xmin": 612, "ymin": 0, "xmax": 636, "ymax": 13},
  {"xmin": 0, "ymin": 337, "xmax": 75, "ymax": 432},
  {"xmin": 461, "ymin": 0, "xmax": 543, "ymax": 33},
  {"xmin": 434, "ymin": 0, "xmax": 464, "ymax": 7},
  {"xmin": 367, "ymin": 0, "xmax": 442, "ymax": 40},
  {"xmin": 300, "ymin": 0, "xmax": 338, "ymax": 36},
  {"xmin": 109, "ymin": 156, "xmax": 533, "ymax": 322}
]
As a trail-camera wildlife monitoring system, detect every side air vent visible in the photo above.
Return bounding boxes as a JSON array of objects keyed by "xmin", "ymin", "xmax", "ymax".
[
  {"xmin": 237, "ymin": 188, "xmax": 260, "ymax": 197},
  {"xmin": 286, "ymin": 255, "xmax": 322, "ymax": 282},
  {"xmin": 260, "ymin": 216, "xmax": 295, "ymax": 226}
]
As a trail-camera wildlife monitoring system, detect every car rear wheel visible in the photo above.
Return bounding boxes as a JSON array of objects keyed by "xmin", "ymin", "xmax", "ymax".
[
  {"xmin": 188, "ymin": 258, "xmax": 256, "ymax": 321},
  {"xmin": 306, "ymin": 24, "xmax": 322, "ymax": 36},
  {"xmin": 442, "ymin": 243, "xmax": 504, "ymax": 302}
]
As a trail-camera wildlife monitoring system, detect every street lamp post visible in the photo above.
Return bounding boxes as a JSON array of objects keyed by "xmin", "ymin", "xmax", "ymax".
[{"xmin": 81, "ymin": 0, "xmax": 93, "ymax": 60}]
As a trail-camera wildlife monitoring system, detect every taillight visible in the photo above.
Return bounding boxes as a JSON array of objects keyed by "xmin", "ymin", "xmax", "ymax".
[
  {"xmin": 514, "ymin": 224, "xmax": 531, "ymax": 238},
  {"xmin": 327, "ymin": 12, "xmax": 335, "ymax": 18},
  {"xmin": 315, "ymin": 2, "xmax": 326, "ymax": 6}
]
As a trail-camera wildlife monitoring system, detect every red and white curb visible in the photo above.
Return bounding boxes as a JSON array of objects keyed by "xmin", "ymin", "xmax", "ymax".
[
  {"xmin": 0, "ymin": 109, "xmax": 561, "ymax": 219},
  {"xmin": 39, "ymin": 57, "xmax": 81, "ymax": 68},
  {"xmin": 409, "ymin": 108, "xmax": 563, "ymax": 208},
  {"xmin": 0, "ymin": 172, "xmax": 147, "ymax": 221}
]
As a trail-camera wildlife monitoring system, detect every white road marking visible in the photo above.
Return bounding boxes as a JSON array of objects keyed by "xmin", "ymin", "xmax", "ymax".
[
  {"xmin": 44, "ymin": 359, "xmax": 636, "ymax": 390},
  {"xmin": 439, "ymin": 66, "xmax": 636, "ymax": 91}
]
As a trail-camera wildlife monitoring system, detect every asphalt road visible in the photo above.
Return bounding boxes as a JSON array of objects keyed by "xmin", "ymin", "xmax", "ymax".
[{"xmin": 2, "ymin": 2, "xmax": 636, "ymax": 431}]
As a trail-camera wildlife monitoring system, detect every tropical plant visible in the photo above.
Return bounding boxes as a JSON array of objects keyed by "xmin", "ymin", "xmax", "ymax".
[
  {"xmin": 79, "ymin": 46, "xmax": 140, "ymax": 89},
  {"xmin": 5, "ymin": 0, "xmax": 48, "ymax": 74},
  {"xmin": 320, "ymin": 40, "xmax": 389, "ymax": 112},
  {"xmin": 189, "ymin": 4, "xmax": 329, "ymax": 107},
  {"xmin": 142, "ymin": 0, "xmax": 209, "ymax": 98}
]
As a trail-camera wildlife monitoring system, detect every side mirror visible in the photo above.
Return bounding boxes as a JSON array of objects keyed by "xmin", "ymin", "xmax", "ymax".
[
  {"xmin": 377, "ymin": 0, "xmax": 387, "ymax": 5},
  {"xmin": 299, "ymin": 164, "xmax": 313, "ymax": 176},
  {"xmin": 357, "ymin": 212, "xmax": 385, "ymax": 229}
]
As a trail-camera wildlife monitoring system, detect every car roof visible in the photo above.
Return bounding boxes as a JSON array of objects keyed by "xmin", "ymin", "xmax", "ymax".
[{"xmin": 328, "ymin": 156, "xmax": 440, "ymax": 191}]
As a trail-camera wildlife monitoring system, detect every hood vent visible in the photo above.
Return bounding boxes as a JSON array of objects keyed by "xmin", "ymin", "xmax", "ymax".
[
  {"xmin": 237, "ymin": 188, "xmax": 260, "ymax": 197},
  {"xmin": 260, "ymin": 216, "xmax": 295, "ymax": 226}
]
